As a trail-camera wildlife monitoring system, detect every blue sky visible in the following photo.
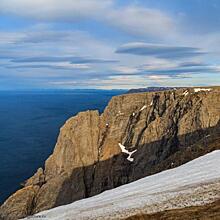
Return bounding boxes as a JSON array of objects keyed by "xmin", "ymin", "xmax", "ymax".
[{"xmin": 0, "ymin": 0, "xmax": 220, "ymax": 90}]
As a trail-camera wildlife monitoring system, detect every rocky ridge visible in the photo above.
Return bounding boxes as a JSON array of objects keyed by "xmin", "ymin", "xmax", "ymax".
[
  {"xmin": 126, "ymin": 86, "xmax": 184, "ymax": 94},
  {"xmin": 0, "ymin": 87, "xmax": 220, "ymax": 220}
]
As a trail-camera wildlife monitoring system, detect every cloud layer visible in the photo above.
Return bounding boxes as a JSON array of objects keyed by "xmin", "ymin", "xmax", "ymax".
[
  {"xmin": 0, "ymin": 0, "xmax": 175, "ymax": 38},
  {"xmin": 0, "ymin": 0, "xmax": 220, "ymax": 89},
  {"xmin": 11, "ymin": 56, "xmax": 118, "ymax": 64},
  {"xmin": 116, "ymin": 42, "xmax": 204, "ymax": 59}
]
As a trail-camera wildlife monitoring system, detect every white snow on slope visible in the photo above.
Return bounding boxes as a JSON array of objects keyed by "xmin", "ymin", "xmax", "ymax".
[
  {"xmin": 183, "ymin": 90, "xmax": 189, "ymax": 96},
  {"xmin": 25, "ymin": 151, "xmax": 220, "ymax": 220},
  {"xmin": 194, "ymin": 88, "xmax": 212, "ymax": 93}
]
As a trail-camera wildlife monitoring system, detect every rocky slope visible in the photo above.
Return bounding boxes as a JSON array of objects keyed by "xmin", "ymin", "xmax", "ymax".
[
  {"xmin": 0, "ymin": 87, "xmax": 220, "ymax": 220},
  {"xmin": 126, "ymin": 199, "xmax": 220, "ymax": 220}
]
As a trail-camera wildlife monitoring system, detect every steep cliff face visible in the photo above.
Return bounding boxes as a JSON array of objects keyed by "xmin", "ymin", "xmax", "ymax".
[{"xmin": 0, "ymin": 87, "xmax": 220, "ymax": 220}]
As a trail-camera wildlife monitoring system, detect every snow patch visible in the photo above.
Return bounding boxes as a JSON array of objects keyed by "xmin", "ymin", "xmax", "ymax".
[
  {"xmin": 194, "ymin": 88, "xmax": 212, "ymax": 93},
  {"xmin": 140, "ymin": 105, "xmax": 147, "ymax": 111},
  {"xmin": 183, "ymin": 90, "xmax": 189, "ymax": 96}
]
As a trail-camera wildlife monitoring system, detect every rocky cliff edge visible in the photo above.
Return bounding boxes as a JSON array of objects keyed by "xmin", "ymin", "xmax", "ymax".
[{"xmin": 0, "ymin": 87, "xmax": 220, "ymax": 220}]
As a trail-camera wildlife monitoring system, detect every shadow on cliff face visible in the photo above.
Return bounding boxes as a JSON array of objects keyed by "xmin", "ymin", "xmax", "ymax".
[
  {"xmin": 54, "ymin": 122, "xmax": 220, "ymax": 208},
  {"xmin": 1, "ymin": 123, "xmax": 220, "ymax": 220}
]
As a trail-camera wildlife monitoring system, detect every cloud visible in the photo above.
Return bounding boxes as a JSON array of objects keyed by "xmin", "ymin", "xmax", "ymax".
[
  {"xmin": 0, "ymin": 29, "xmax": 118, "ymax": 78},
  {"xmin": 0, "ymin": 0, "xmax": 113, "ymax": 21},
  {"xmin": 147, "ymin": 74, "xmax": 188, "ymax": 80},
  {"xmin": 11, "ymin": 56, "xmax": 118, "ymax": 64},
  {"xmin": 18, "ymin": 31, "xmax": 70, "ymax": 44},
  {"xmin": 0, "ymin": 0, "xmax": 175, "ymax": 38},
  {"xmin": 112, "ymin": 66, "xmax": 140, "ymax": 74},
  {"xmin": 0, "ymin": 54, "xmax": 17, "ymax": 60},
  {"xmin": 6, "ymin": 63, "xmax": 91, "ymax": 70},
  {"xmin": 0, "ymin": 29, "xmax": 117, "ymax": 61},
  {"xmin": 116, "ymin": 42, "xmax": 205, "ymax": 59},
  {"xmin": 1, "ymin": 1, "xmax": 220, "ymax": 90},
  {"xmin": 105, "ymin": 6, "xmax": 175, "ymax": 37},
  {"xmin": 178, "ymin": 61, "xmax": 206, "ymax": 67},
  {"xmin": 143, "ymin": 66, "xmax": 220, "ymax": 75},
  {"xmin": 0, "ymin": 30, "xmax": 85, "ymax": 45},
  {"xmin": 111, "ymin": 59, "xmax": 220, "ymax": 78}
]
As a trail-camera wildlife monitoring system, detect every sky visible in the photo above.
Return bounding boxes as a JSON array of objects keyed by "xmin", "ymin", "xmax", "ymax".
[{"xmin": 0, "ymin": 0, "xmax": 220, "ymax": 90}]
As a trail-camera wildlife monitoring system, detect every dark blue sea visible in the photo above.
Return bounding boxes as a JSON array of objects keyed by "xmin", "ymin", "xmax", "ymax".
[{"xmin": 0, "ymin": 89, "xmax": 124, "ymax": 204}]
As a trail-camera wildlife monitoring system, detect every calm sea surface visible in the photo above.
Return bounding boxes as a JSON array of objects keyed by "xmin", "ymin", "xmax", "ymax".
[{"xmin": 0, "ymin": 90, "xmax": 124, "ymax": 204}]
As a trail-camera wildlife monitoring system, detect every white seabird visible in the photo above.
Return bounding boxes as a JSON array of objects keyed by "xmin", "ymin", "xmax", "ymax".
[{"xmin": 118, "ymin": 143, "xmax": 137, "ymax": 162}]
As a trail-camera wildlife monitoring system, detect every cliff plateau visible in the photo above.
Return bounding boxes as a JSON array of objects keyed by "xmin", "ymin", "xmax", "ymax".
[{"xmin": 0, "ymin": 87, "xmax": 220, "ymax": 220}]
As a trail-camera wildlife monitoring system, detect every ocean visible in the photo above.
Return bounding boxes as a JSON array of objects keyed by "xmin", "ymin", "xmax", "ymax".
[{"xmin": 0, "ymin": 90, "xmax": 124, "ymax": 204}]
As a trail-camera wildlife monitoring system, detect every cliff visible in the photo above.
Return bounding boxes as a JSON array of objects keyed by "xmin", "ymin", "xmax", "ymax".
[
  {"xmin": 0, "ymin": 87, "xmax": 220, "ymax": 220},
  {"xmin": 126, "ymin": 86, "xmax": 184, "ymax": 94}
]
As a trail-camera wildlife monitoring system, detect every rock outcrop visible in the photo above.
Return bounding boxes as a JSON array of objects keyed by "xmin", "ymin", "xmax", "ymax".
[{"xmin": 0, "ymin": 87, "xmax": 220, "ymax": 220}]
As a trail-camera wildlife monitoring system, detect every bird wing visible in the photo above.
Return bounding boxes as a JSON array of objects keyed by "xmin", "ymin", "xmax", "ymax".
[
  {"xmin": 130, "ymin": 149, "xmax": 137, "ymax": 155},
  {"xmin": 118, "ymin": 143, "xmax": 129, "ymax": 154}
]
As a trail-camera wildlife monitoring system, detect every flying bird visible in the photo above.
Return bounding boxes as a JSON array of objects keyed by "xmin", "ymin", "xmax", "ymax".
[{"xmin": 118, "ymin": 143, "xmax": 137, "ymax": 162}]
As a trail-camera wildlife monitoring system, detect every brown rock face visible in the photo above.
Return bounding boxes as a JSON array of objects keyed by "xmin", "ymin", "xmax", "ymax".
[
  {"xmin": 0, "ymin": 87, "xmax": 220, "ymax": 220},
  {"xmin": 0, "ymin": 185, "xmax": 39, "ymax": 220}
]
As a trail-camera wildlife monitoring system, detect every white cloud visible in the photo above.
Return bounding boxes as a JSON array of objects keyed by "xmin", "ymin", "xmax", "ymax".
[
  {"xmin": 106, "ymin": 6, "xmax": 175, "ymax": 37},
  {"xmin": 140, "ymin": 58, "xmax": 179, "ymax": 71},
  {"xmin": 8, "ymin": 62, "xmax": 91, "ymax": 70},
  {"xmin": 0, "ymin": 0, "xmax": 113, "ymax": 20},
  {"xmin": 1, "ymin": 1, "xmax": 220, "ymax": 89},
  {"xmin": 0, "ymin": 29, "xmax": 116, "ymax": 60},
  {"xmin": 0, "ymin": 0, "xmax": 175, "ymax": 38},
  {"xmin": 147, "ymin": 75, "xmax": 172, "ymax": 82},
  {"xmin": 113, "ymin": 66, "xmax": 140, "ymax": 74},
  {"xmin": 0, "ymin": 32, "xmax": 25, "ymax": 44}
]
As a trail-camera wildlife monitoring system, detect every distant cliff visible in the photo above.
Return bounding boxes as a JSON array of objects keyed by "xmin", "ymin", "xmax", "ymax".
[
  {"xmin": 1, "ymin": 87, "xmax": 220, "ymax": 220},
  {"xmin": 126, "ymin": 86, "xmax": 186, "ymax": 94}
]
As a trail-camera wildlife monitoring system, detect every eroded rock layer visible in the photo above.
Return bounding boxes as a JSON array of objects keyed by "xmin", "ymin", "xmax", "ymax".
[{"xmin": 0, "ymin": 87, "xmax": 220, "ymax": 220}]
